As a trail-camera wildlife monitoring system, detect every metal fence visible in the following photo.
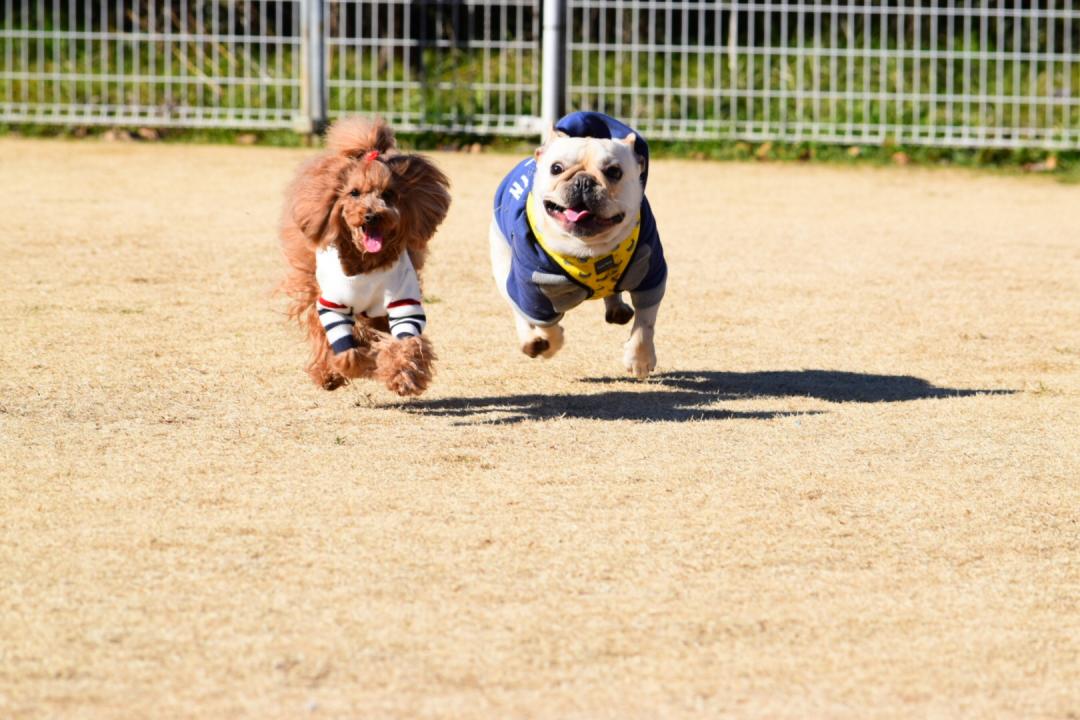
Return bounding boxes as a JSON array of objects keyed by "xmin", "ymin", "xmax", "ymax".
[
  {"xmin": 0, "ymin": 0, "xmax": 543, "ymax": 134},
  {"xmin": 0, "ymin": 0, "xmax": 304, "ymax": 129},
  {"xmin": 567, "ymin": 1, "xmax": 1080, "ymax": 148},
  {"xmin": 2, "ymin": 1, "xmax": 1078, "ymax": 148},
  {"xmin": 325, "ymin": 0, "xmax": 541, "ymax": 134}
]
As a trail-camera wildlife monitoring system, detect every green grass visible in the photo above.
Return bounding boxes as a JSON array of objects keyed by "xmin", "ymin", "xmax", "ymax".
[
  {"xmin": 650, "ymin": 139, "xmax": 1080, "ymax": 184},
  {"xmin": 4, "ymin": 121, "xmax": 1076, "ymax": 184}
]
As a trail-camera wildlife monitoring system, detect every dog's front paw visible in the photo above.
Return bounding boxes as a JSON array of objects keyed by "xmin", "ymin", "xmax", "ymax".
[
  {"xmin": 321, "ymin": 373, "xmax": 348, "ymax": 391},
  {"xmin": 522, "ymin": 336, "xmax": 549, "ymax": 358},
  {"xmin": 385, "ymin": 365, "xmax": 432, "ymax": 397},
  {"xmin": 374, "ymin": 335, "xmax": 435, "ymax": 397},
  {"xmin": 520, "ymin": 325, "xmax": 564, "ymax": 359},
  {"xmin": 605, "ymin": 301, "xmax": 635, "ymax": 325},
  {"xmin": 623, "ymin": 333, "xmax": 656, "ymax": 380},
  {"xmin": 330, "ymin": 346, "xmax": 377, "ymax": 379}
]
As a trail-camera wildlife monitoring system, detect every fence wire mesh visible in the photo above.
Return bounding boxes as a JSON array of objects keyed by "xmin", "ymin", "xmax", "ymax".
[
  {"xmin": 0, "ymin": 1, "xmax": 304, "ymax": 128},
  {"xmin": 326, "ymin": 0, "xmax": 541, "ymax": 134},
  {"xmin": 567, "ymin": 1, "xmax": 1080, "ymax": 148},
  {"xmin": 2, "ymin": 1, "xmax": 1078, "ymax": 148}
]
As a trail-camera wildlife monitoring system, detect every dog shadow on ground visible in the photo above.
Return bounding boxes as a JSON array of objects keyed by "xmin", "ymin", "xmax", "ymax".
[{"xmin": 393, "ymin": 370, "xmax": 1012, "ymax": 425}]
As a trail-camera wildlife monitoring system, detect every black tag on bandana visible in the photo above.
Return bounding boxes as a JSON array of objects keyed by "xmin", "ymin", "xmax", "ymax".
[{"xmin": 594, "ymin": 255, "xmax": 616, "ymax": 274}]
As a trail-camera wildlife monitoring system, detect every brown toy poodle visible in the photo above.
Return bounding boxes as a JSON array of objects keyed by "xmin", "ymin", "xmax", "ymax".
[{"xmin": 280, "ymin": 117, "xmax": 451, "ymax": 395}]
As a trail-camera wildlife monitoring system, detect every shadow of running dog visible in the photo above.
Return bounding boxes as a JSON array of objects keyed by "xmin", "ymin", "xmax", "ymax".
[{"xmin": 391, "ymin": 369, "xmax": 1012, "ymax": 425}]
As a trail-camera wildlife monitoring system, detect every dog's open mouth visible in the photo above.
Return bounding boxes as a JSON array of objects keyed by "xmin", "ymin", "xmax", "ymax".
[
  {"xmin": 350, "ymin": 221, "xmax": 384, "ymax": 253},
  {"xmin": 544, "ymin": 200, "xmax": 624, "ymax": 230}
]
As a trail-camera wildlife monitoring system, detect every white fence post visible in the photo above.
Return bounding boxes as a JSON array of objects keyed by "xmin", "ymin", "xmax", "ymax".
[
  {"xmin": 298, "ymin": 0, "xmax": 328, "ymax": 135},
  {"xmin": 541, "ymin": 0, "xmax": 567, "ymax": 132}
]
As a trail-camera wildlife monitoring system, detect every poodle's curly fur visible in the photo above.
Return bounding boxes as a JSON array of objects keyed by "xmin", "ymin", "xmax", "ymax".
[{"xmin": 280, "ymin": 117, "xmax": 450, "ymax": 394}]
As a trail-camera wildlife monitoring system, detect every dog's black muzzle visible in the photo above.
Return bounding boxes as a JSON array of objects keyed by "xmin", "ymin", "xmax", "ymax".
[{"xmin": 566, "ymin": 173, "xmax": 607, "ymax": 211}]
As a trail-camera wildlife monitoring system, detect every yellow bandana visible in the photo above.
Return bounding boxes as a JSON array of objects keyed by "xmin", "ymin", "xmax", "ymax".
[{"xmin": 525, "ymin": 193, "xmax": 640, "ymax": 300}]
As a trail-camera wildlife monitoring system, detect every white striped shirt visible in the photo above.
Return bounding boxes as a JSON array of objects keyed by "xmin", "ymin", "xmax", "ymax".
[{"xmin": 314, "ymin": 246, "xmax": 427, "ymax": 353}]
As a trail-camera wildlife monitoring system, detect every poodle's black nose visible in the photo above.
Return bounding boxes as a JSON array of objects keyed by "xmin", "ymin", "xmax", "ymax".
[{"xmin": 364, "ymin": 212, "xmax": 377, "ymax": 225}]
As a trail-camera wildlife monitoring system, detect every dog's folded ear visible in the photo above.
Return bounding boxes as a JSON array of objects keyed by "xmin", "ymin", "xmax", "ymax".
[
  {"xmin": 534, "ymin": 123, "xmax": 569, "ymax": 161},
  {"xmin": 287, "ymin": 154, "xmax": 350, "ymax": 246},
  {"xmin": 326, "ymin": 116, "xmax": 396, "ymax": 158},
  {"xmin": 386, "ymin": 154, "xmax": 451, "ymax": 247},
  {"xmin": 618, "ymin": 133, "xmax": 647, "ymax": 177}
]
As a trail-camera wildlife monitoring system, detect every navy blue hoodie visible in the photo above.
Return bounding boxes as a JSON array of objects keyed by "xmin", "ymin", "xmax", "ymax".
[{"xmin": 493, "ymin": 112, "xmax": 667, "ymax": 326}]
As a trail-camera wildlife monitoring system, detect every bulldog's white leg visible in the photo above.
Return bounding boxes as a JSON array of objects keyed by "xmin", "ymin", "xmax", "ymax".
[
  {"xmin": 623, "ymin": 301, "xmax": 659, "ymax": 379},
  {"xmin": 489, "ymin": 219, "xmax": 563, "ymax": 359},
  {"xmin": 524, "ymin": 322, "xmax": 564, "ymax": 359}
]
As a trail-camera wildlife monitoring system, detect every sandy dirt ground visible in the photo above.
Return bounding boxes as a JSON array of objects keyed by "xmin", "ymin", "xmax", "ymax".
[{"xmin": 1, "ymin": 138, "xmax": 1078, "ymax": 719}]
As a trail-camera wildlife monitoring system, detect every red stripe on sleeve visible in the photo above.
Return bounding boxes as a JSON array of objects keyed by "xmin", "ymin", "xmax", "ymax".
[
  {"xmin": 318, "ymin": 297, "xmax": 348, "ymax": 309},
  {"xmin": 386, "ymin": 298, "xmax": 422, "ymax": 309}
]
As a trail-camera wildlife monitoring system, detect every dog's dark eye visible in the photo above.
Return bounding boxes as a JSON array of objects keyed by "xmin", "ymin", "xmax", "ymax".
[
  {"xmin": 603, "ymin": 166, "xmax": 623, "ymax": 182},
  {"xmin": 550, "ymin": 162, "xmax": 564, "ymax": 175},
  {"xmin": 382, "ymin": 189, "xmax": 397, "ymax": 204},
  {"xmin": 349, "ymin": 189, "xmax": 360, "ymax": 198}
]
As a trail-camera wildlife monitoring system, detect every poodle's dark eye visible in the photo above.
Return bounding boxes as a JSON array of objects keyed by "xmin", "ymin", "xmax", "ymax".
[
  {"xmin": 603, "ymin": 166, "xmax": 623, "ymax": 182},
  {"xmin": 382, "ymin": 189, "xmax": 397, "ymax": 204},
  {"xmin": 550, "ymin": 162, "xmax": 564, "ymax": 175},
  {"xmin": 349, "ymin": 189, "xmax": 360, "ymax": 198}
]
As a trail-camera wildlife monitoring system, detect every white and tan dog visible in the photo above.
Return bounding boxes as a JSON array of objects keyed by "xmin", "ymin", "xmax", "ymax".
[{"xmin": 489, "ymin": 111, "xmax": 668, "ymax": 378}]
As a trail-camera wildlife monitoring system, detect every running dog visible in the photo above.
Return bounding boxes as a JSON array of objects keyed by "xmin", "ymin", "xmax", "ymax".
[{"xmin": 489, "ymin": 111, "xmax": 667, "ymax": 378}]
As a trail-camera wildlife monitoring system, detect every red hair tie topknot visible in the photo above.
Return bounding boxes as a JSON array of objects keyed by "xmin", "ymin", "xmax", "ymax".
[{"xmin": 364, "ymin": 150, "xmax": 380, "ymax": 163}]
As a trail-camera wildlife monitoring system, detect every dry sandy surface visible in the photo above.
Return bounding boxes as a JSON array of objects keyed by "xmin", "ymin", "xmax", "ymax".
[{"xmin": 1, "ymin": 137, "xmax": 1078, "ymax": 719}]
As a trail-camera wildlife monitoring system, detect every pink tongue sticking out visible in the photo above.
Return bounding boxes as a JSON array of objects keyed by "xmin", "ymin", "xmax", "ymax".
[
  {"xmin": 362, "ymin": 232, "xmax": 383, "ymax": 253},
  {"xmin": 563, "ymin": 208, "xmax": 591, "ymax": 223}
]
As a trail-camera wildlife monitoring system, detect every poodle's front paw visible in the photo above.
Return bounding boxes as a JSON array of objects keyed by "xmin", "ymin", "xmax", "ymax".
[
  {"xmin": 320, "ymin": 373, "xmax": 348, "ymax": 391},
  {"xmin": 623, "ymin": 331, "xmax": 656, "ymax": 380},
  {"xmin": 329, "ymin": 346, "xmax": 377, "ymax": 379},
  {"xmin": 385, "ymin": 364, "xmax": 432, "ymax": 397},
  {"xmin": 374, "ymin": 335, "xmax": 435, "ymax": 397}
]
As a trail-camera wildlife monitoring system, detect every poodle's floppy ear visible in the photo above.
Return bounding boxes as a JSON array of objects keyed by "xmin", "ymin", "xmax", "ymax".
[
  {"xmin": 326, "ymin": 116, "xmax": 396, "ymax": 158},
  {"xmin": 288, "ymin": 154, "xmax": 349, "ymax": 246},
  {"xmin": 387, "ymin": 153, "xmax": 451, "ymax": 244}
]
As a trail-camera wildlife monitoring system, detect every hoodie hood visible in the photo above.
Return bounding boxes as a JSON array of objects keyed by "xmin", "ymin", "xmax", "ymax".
[{"xmin": 554, "ymin": 111, "xmax": 650, "ymax": 189}]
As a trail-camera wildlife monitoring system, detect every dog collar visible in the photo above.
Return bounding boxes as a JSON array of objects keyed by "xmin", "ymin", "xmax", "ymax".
[{"xmin": 525, "ymin": 193, "xmax": 640, "ymax": 299}]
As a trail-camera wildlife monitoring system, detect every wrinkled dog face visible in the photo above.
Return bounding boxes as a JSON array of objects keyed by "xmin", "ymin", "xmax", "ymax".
[{"xmin": 532, "ymin": 133, "xmax": 644, "ymax": 253}]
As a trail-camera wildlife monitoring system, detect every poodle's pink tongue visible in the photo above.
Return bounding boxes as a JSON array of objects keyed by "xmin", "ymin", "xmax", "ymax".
[
  {"xmin": 362, "ymin": 232, "xmax": 383, "ymax": 253},
  {"xmin": 563, "ymin": 208, "xmax": 590, "ymax": 223}
]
